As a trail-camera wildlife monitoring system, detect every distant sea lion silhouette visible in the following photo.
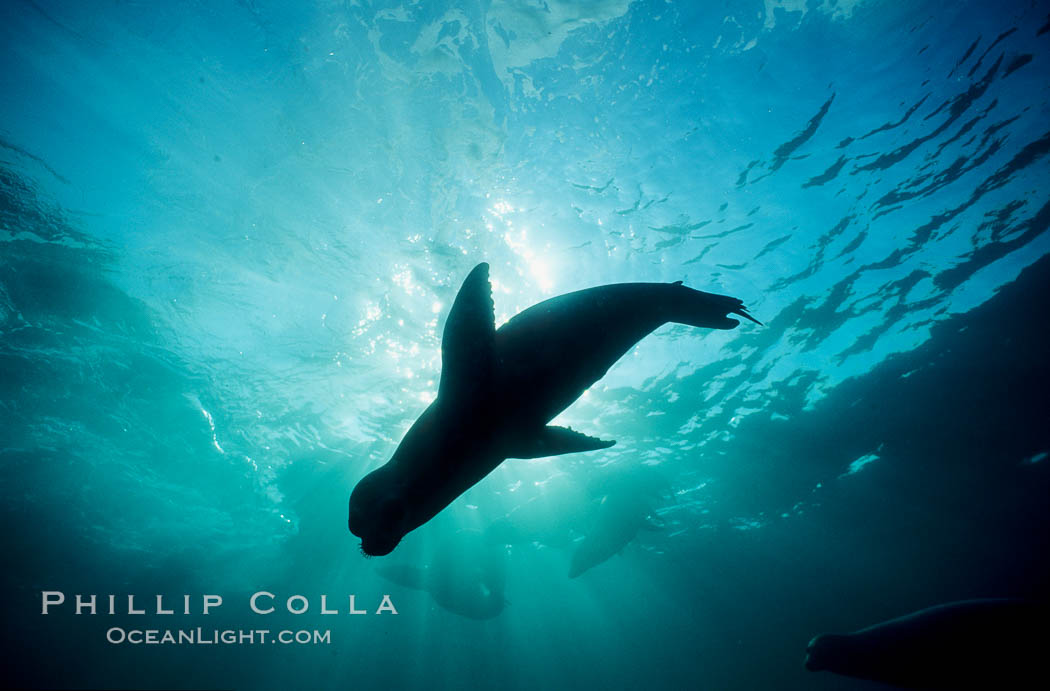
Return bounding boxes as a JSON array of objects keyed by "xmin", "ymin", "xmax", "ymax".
[
  {"xmin": 568, "ymin": 467, "xmax": 670, "ymax": 578},
  {"xmin": 348, "ymin": 262, "xmax": 758, "ymax": 556},
  {"xmin": 805, "ymin": 599, "xmax": 1049, "ymax": 689},
  {"xmin": 376, "ymin": 530, "xmax": 506, "ymax": 620},
  {"xmin": 485, "ymin": 472, "xmax": 595, "ymax": 548},
  {"xmin": 567, "ymin": 492, "xmax": 661, "ymax": 578}
]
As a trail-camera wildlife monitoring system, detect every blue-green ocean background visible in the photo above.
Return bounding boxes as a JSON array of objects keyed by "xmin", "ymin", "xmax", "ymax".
[{"xmin": 2, "ymin": 0, "xmax": 1049, "ymax": 689}]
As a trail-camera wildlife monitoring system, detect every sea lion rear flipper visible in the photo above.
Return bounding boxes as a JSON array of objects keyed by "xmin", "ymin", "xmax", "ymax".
[
  {"xmin": 506, "ymin": 426, "xmax": 616, "ymax": 459},
  {"xmin": 439, "ymin": 263, "xmax": 497, "ymax": 402}
]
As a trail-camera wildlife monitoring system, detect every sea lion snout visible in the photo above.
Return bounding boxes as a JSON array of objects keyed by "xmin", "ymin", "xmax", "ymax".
[
  {"xmin": 804, "ymin": 651, "xmax": 819, "ymax": 671},
  {"xmin": 804, "ymin": 635, "xmax": 830, "ymax": 671},
  {"xmin": 359, "ymin": 533, "xmax": 401, "ymax": 557},
  {"xmin": 348, "ymin": 470, "xmax": 408, "ymax": 556},
  {"xmin": 350, "ymin": 510, "xmax": 405, "ymax": 557}
]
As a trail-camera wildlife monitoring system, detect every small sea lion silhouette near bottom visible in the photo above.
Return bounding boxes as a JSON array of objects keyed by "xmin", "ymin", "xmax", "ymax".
[{"xmin": 805, "ymin": 599, "xmax": 1049, "ymax": 689}]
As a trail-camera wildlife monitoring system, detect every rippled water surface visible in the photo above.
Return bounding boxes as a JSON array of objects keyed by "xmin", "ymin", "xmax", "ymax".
[{"xmin": 2, "ymin": 1, "xmax": 1049, "ymax": 689}]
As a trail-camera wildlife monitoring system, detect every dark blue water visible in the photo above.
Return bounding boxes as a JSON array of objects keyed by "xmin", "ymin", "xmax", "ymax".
[{"xmin": 2, "ymin": 1, "xmax": 1048, "ymax": 689}]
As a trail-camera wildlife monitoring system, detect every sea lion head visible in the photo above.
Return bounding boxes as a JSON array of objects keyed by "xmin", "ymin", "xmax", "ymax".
[
  {"xmin": 348, "ymin": 469, "xmax": 409, "ymax": 557},
  {"xmin": 805, "ymin": 633, "xmax": 844, "ymax": 672}
]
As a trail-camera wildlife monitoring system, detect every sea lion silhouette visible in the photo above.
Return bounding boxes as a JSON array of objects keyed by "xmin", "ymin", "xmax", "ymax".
[
  {"xmin": 376, "ymin": 530, "xmax": 506, "ymax": 620},
  {"xmin": 568, "ymin": 467, "xmax": 670, "ymax": 578},
  {"xmin": 348, "ymin": 262, "xmax": 758, "ymax": 556},
  {"xmin": 485, "ymin": 473, "xmax": 589, "ymax": 549},
  {"xmin": 805, "ymin": 599, "xmax": 1049, "ymax": 689}
]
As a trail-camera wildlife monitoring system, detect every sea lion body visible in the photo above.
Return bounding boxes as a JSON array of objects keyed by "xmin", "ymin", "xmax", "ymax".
[
  {"xmin": 349, "ymin": 263, "xmax": 757, "ymax": 556},
  {"xmin": 805, "ymin": 599, "xmax": 1048, "ymax": 689}
]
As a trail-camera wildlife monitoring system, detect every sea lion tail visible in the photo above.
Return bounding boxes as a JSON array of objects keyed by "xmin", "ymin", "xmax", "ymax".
[{"xmin": 668, "ymin": 283, "xmax": 762, "ymax": 329}]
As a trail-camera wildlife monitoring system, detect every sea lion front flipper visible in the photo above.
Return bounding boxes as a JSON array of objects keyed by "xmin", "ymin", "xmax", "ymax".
[
  {"xmin": 505, "ymin": 426, "xmax": 616, "ymax": 459},
  {"xmin": 439, "ymin": 263, "xmax": 497, "ymax": 403}
]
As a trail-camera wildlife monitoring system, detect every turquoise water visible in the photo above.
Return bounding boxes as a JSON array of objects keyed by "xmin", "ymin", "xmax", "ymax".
[{"xmin": 2, "ymin": 1, "xmax": 1049, "ymax": 689}]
